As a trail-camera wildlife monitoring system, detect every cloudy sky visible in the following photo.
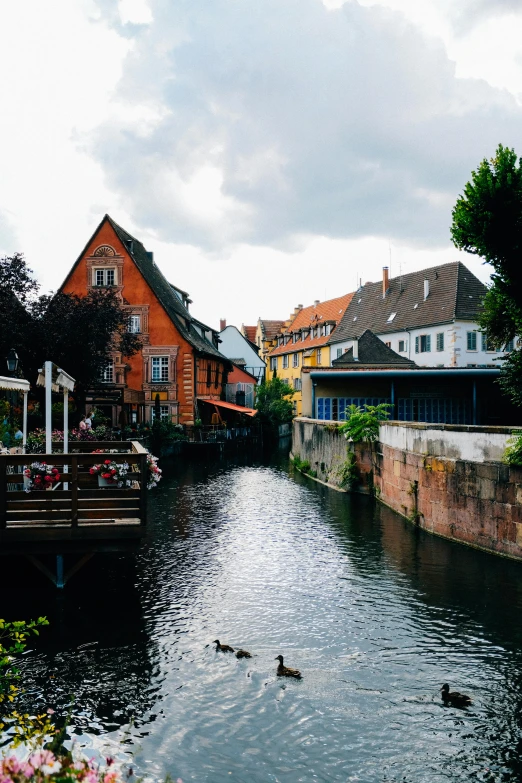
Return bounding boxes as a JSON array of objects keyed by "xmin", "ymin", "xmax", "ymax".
[{"xmin": 1, "ymin": 0, "xmax": 522, "ymax": 330}]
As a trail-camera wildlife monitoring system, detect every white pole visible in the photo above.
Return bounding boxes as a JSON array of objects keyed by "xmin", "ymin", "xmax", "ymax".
[
  {"xmin": 22, "ymin": 391, "xmax": 28, "ymax": 453},
  {"xmin": 45, "ymin": 360, "xmax": 52, "ymax": 454},
  {"xmin": 63, "ymin": 389, "xmax": 69, "ymax": 489},
  {"xmin": 63, "ymin": 389, "xmax": 69, "ymax": 453}
]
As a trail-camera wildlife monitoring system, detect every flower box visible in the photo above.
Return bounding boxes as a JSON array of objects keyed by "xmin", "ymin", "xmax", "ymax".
[{"xmin": 97, "ymin": 475, "xmax": 116, "ymax": 487}]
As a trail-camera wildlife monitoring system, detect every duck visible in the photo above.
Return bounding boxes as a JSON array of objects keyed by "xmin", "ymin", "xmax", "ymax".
[
  {"xmin": 213, "ymin": 639, "xmax": 235, "ymax": 653},
  {"xmin": 441, "ymin": 683, "xmax": 472, "ymax": 707},
  {"xmin": 275, "ymin": 655, "xmax": 302, "ymax": 679},
  {"xmin": 235, "ymin": 649, "xmax": 252, "ymax": 659}
]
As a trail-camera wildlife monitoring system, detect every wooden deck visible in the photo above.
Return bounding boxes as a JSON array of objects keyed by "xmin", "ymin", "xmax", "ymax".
[{"xmin": 0, "ymin": 441, "xmax": 148, "ymax": 549}]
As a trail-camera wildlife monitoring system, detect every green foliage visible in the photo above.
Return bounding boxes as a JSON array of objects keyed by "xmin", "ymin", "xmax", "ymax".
[
  {"xmin": 255, "ymin": 377, "xmax": 295, "ymax": 425},
  {"xmin": 148, "ymin": 419, "xmax": 186, "ymax": 454},
  {"xmin": 0, "ymin": 617, "xmax": 55, "ymax": 746},
  {"xmin": 339, "ymin": 403, "xmax": 391, "ymax": 443},
  {"xmin": 451, "ymin": 144, "xmax": 522, "ymax": 405},
  {"xmin": 337, "ymin": 451, "xmax": 359, "ymax": 488},
  {"xmin": 503, "ymin": 430, "xmax": 522, "ymax": 465}
]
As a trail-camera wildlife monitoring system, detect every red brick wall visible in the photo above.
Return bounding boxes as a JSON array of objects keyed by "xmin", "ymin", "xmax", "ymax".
[{"xmin": 374, "ymin": 444, "xmax": 522, "ymax": 561}]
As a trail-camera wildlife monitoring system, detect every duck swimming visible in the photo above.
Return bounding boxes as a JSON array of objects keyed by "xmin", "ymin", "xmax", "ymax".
[
  {"xmin": 441, "ymin": 683, "xmax": 472, "ymax": 707},
  {"xmin": 235, "ymin": 649, "xmax": 252, "ymax": 659},
  {"xmin": 275, "ymin": 655, "xmax": 302, "ymax": 679},
  {"xmin": 213, "ymin": 640, "xmax": 235, "ymax": 653}
]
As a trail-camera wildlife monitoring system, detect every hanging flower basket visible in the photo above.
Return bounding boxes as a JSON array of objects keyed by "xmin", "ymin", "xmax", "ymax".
[
  {"xmin": 24, "ymin": 462, "xmax": 61, "ymax": 492},
  {"xmin": 146, "ymin": 453, "xmax": 162, "ymax": 489}
]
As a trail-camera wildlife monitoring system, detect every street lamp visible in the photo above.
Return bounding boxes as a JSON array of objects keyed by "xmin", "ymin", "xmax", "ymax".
[{"xmin": 6, "ymin": 348, "xmax": 19, "ymax": 376}]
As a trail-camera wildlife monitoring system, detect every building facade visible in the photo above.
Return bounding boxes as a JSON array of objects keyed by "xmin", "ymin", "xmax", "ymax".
[
  {"xmin": 218, "ymin": 324, "xmax": 266, "ymax": 383},
  {"xmin": 267, "ymin": 294, "xmax": 353, "ymax": 415},
  {"xmin": 60, "ymin": 215, "xmax": 230, "ymax": 426}
]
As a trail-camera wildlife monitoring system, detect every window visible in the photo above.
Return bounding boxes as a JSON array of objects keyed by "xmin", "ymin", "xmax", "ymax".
[
  {"xmin": 293, "ymin": 378, "xmax": 302, "ymax": 391},
  {"xmin": 387, "ymin": 312, "xmax": 396, "ymax": 323},
  {"xmin": 151, "ymin": 356, "xmax": 169, "ymax": 382},
  {"xmin": 151, "ymin": 405, "xmax": 170, "ymax": 421},
  {"xmin": 505, "ymin": 339, "xmax": 515, "ymax": 352},
  {"xmin": 398, "ymin": 340, "xmax": 407, "ymax": 353},
  {"xmin": 270, "ymin": 357, "xmax": 278, "ymax": 371},
  {"xmin": 436, "ymin": 332, "xmax": 444, "ymax": 352},
  {"xmin": 292, "ymin": 353, "xmax": 299, "ymax": 368},
  {"xmin": 102, "ymin": 360, "xmax": 114, "ymax": 383},
  {"xmin": 128, "ymin": 315, "xmax": 141, "ymax": 333},
  {"xmin": 94, "ymin": 268, "xmax": 115, "ymax": 287},
  {"xmin": 481, "ymin": 333, "xmax": 497, "ymax": 352},
  {"xmin": 467, "ymin": 331, "xmax": 477, "ymax": 351},
  {"xmin": 415, "ymin": 335, "xmax": 431, "ymax": 353},
  {"xmin": 326, "ymin": 324, "xmax": 332, "ymax": 335},
  {"xmin": 282, "ymin": 355, "xmax": 289, "ymax": 369},
  {"xmin": 336, "ymin": 348, "xmax": 342, "ymax": 358},
  {"xmin": 206, "ymin": 363, "xmax": 212, "ymax": 387},
  {"xmin": 385, "ymin": 341, "xmax": 391, "ymax": 348},
  {"xmin": 316, "ymin": 349, "xmax": 322, "ymax": 364}
]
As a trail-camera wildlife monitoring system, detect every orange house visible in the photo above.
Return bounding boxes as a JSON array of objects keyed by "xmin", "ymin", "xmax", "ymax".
[{"xmin": 60, "ymin": 215, "xmax": 231, "ymax": 426}]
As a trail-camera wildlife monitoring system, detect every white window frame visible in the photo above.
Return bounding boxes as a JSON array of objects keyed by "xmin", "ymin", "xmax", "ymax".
[
  {"xmin": 270, "ymin": 357, "xmax": 278, "ymax": 371},
  {"xmin": 94, "ymin": 268, "xmax": 116, "ymax": 287},
  {"xmin": 128, "ymin": 315, "xmax": 141, "ymax": 333},
  {"xmin": 316, "ymin": 349, "xmax": 322, "ymax": 364},
  {"xmin": 292, "ymin": 353, "xmax": 299, "ymax": 368},
  {"xmin": 102, "ymin": 360, "xmax": 114, "ymax": 383},
  {"xmin": 336, "ymin": 348, "xmax": 342, "ymax": 358},
  {"xmin": 293, "ymin": 377, "xmax": 302, "ymax": 391},
  {"xmin": 151, "ymin": 356, "xmax": 169, "ymax": 382},
  {"xmin": 415, "ymin": 334, "xmax": 431, "ymax": 353},
  {"xmin": 467, "ymin": 331, "xmax": 477, "ymax": 351},
  {"xmin": 436, "ymin": 332, "xmax": 444, "ymax": 352},
  {"xmin": 398, "ymin": 340, "xmax": 407, "ymax": 353},
  {"xmin": 151, "ymin": 405, "xmax": 170, "ymax": 421},
  {"xmin": 282, "ymin": 354, "xmax": 289, "ymax": 369}
]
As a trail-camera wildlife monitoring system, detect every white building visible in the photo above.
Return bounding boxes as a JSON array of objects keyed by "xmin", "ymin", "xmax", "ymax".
[
  {"xmin": 329, "ymin": 262, "xmax": 513, "ymax": 368},
  {"xmin": 218, "ymin": 324, "xmax": 266, "ymax": 383}
]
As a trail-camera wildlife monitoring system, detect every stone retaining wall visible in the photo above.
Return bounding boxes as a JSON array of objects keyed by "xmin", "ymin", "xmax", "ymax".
[{"xmin": 292, "ymin": 418, "xmax": 522, "ymax": 561}]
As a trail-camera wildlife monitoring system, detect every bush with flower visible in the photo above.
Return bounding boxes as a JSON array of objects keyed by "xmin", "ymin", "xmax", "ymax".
[
  {"xmin": 89, "ymin": 460, "xmax": 131, "ymax": 488},
  {"xmin": 0, "ymin": 751, "xmax": 144, "ymax": 783},
  {"xmin": 23, "ymin": 463, "xmax": 61, "ymax": 492},
  {"xmin": 146, "ymin": 454, "xmax": 162, "ymax": 490}
]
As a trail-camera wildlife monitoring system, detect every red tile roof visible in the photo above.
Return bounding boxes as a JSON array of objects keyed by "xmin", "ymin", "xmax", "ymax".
[
  {"xmin": 260, "ymin": 320, "xmax": 286, "ymax": 340},
  {"xmin": 242, "ymin": 325, "xmax": 257, "ymax": 343},
  {"xmin": 269, "ymin": 293, "xmax": 353, "ymax": 356}
]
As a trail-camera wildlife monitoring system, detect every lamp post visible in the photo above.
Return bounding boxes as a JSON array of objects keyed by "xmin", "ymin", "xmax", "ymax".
[{"xmin": 6, "ymin": 348, "xmax": 19, "ymax": 376}]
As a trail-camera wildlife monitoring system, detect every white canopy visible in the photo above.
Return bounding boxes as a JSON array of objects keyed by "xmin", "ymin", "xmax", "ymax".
[
  {"xmin": 0, "ymin": 375, "xmax": 30, "ymax": 393},
  {"xmin": 37, "ymin": 364, "xmax": 75, "ymax": 393}
]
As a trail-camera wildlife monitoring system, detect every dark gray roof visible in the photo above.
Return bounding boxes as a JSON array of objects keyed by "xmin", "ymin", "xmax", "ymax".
[
  {"xmin": 332, "ymin": 330, "xmax": 417, "ymax": 367},
  {"xmin": 332, "ymin": 262, "xmax": 487, "ymax": 343},
  {"xmin": 106, "ymin": 216, "xmax": 229, "ymax": 362}
]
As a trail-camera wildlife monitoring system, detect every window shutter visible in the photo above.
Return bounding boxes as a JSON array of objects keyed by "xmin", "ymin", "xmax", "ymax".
[
  {"xmin": 481, "ymin": 333, "xmax": 487, "ymax": 351},
  {"xmin": 426, "ymin": 335, "xmax": 431, "ymax": 352},
  {"xmin": 415, "ymin": 336, "xmax": 419, "ymax": 353}
]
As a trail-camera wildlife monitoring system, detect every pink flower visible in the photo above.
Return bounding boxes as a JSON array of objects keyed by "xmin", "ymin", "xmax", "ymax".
[{"xmin": 29, "ymin": 749, "xmax": 56, "ymax": 771}]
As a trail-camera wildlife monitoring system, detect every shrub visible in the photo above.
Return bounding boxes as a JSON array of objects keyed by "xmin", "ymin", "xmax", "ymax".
[
  {"xmin": 339, "ymin": 403, "xmax": 391, "ymax": 443},
  {"xmin": 503, "ymin": 430, "xmax": 522, "ymax": 465}
]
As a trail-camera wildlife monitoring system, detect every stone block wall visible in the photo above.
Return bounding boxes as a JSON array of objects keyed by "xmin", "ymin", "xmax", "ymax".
[{"xmin": 292, "ymin": 418, "xmax": 522, "ymax": 561}]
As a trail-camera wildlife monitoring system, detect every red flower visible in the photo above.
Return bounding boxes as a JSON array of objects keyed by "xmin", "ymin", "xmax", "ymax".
[
  {"xmin": 111, "ymin": 469, "xmax": 117, "ymax": 475},
  {"xmin": 89, "ymin": 467, "xmax": 96, "ymax": 475},
  {"xmin": 53, "ymin": 474, "xmax": 60, "ymax": 482},
  {"xmin": 52, "ymin": 468, "xmax": 59, "ymax": 474},
  {"xmin": 104, "ymin": 460, "xmax": 111, "ymax": 465}
]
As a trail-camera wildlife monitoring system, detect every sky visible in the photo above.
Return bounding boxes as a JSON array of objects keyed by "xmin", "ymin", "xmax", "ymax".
[{"xmin": 1, "ymin": 0, "xmax": 522, "ymax": 330}]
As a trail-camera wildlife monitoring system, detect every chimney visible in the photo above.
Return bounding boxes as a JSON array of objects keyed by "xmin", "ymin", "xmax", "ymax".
[
  {"xmin": 382, "ymin": 266, "xmax": 389, "ymax": 298},
  {"xmin": 220, "ymin": 319, "xmax": 226, "ymax": 331},
  {"xmin": 352, "ymin": 339, "xmax": 359, "ymax": 362},
  {"xmin": 424, "ymin": 279, "xmax": 429, "ymax": 300},
  {"xmin": 314, "ymin": 299, "xmax": 320, "ymax": 306},
  {"xmin": 146, "ymin": 251, "xmax": 154, "ymax": 264},
  {"xmin": 295, "ymin": 304, "xmax": 303, "ymax": 315}
]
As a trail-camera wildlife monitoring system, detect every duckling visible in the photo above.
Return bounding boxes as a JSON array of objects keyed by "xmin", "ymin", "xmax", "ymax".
[
  {"xmin": 214, "ymin": 639, "xmax": 235, "ymax": 653},
  {"xmin": 235, "ymin": 649, "xmax": 252, "ymax": 659},
  {"xmin": 275, "ymin": 655, "xmax": 302, "ymax": 679},
  {"xmin": 441, "ymin": 683, "xmax": 472, "ymax": 707}
]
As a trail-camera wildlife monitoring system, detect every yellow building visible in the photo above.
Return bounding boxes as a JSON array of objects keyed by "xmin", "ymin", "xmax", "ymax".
[{"xmin": 267, "ymin": 294, "xmax": 354, "ymax": 416}]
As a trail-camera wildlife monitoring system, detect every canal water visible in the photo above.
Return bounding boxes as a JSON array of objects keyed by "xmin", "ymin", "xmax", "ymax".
[{"xmin": 4, "ymin": 452, "xmax": 522, "ymax": 782}]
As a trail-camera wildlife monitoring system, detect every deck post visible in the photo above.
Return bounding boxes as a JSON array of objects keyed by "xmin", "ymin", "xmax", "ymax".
[
  {"xmin": 140, "ymin": 452, "xmax": 147, "ymax": 526},
  {"xmin": 22, "ymin": 391, "xmax": 28, "ymax": 453},
  {"xmin": 45, "ymin": 361, "xmax": 53, "ymax": 454},
  {"xmin": 56, "ymin": 555, "xmax": 64, "ymax": 589},
  {"xmin": 71, "ymin": 455, "xmax": 78, "ymax": 527},
  {"xmin": 63, "ymin": 390, "xmax": 69, "ymax": 489},
  {"xmin": 0, "ymin": 458, "xmax": 6, "ymax": 530}
]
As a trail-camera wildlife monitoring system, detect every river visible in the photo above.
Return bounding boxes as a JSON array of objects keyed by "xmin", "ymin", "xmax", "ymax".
[{"xmin": 4, "ymin": 451, "xmax": 522, "ymax": 782}]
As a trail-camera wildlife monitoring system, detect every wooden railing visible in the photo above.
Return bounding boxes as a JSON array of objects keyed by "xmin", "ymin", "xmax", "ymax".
[{"xmin": 0, "ymin": 441, "xmax": 148, "ymax": 542}]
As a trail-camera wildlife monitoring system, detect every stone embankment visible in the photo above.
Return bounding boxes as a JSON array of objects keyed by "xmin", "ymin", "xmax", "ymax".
[{"xmin": 292, "ymin": 418, "xmax": 522, "ymax": 561}]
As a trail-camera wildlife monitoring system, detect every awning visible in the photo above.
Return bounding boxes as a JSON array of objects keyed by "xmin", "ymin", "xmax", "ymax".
[
  {"xmin": 0, "ymin": 375, "xmax": 30, "ymax": 393},
  {"xmin": 198, "ymin": 398, "xmax": 258, "ymax": 417}
]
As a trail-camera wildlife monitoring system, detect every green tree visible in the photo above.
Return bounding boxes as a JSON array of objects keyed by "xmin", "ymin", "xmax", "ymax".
[
  {"xmin": 451, "ymin": 144, "xmax": 522, "ymax": 404},
  {"xmin": 255, "ymin": 377, "xmax": 295, "ymax": 425}
]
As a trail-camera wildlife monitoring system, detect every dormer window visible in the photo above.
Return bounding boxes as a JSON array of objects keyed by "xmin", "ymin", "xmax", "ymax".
[
  {"xmin": 387, "ymin": 312, "xmax": 396, "ymax": 323},
  {"xmin": 326, "ymin": 324, "xmax": 332, "ymax": 335}
]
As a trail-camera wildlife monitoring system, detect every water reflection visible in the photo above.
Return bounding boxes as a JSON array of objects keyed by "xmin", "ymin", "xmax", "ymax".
[{"xmin": 3, "ymin": 453, "xmax": 522, "ymax": 781}]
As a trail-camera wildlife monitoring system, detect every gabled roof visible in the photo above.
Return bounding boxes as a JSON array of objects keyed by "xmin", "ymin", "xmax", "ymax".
[
  {"xmin": 332, "ymin": 329, "xmax": 416, "ymax": 368},
  {"xmin": 242, "ymin": 325, "xmax": 257, "ymax": 344},
  {"xmin": 269, "ymin": 293, "xmax": 353, "ymax": 357},
  {"xmin": 62, "ymin": 215, "xmax": 228, "ymax": 363},
  {"xmin": 259, "ymin": 319, "xmax": 286, "ymax": 341},
  {"xmin": 332, "ymin": 262, "xmax": 487, "ymax": 343}
]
